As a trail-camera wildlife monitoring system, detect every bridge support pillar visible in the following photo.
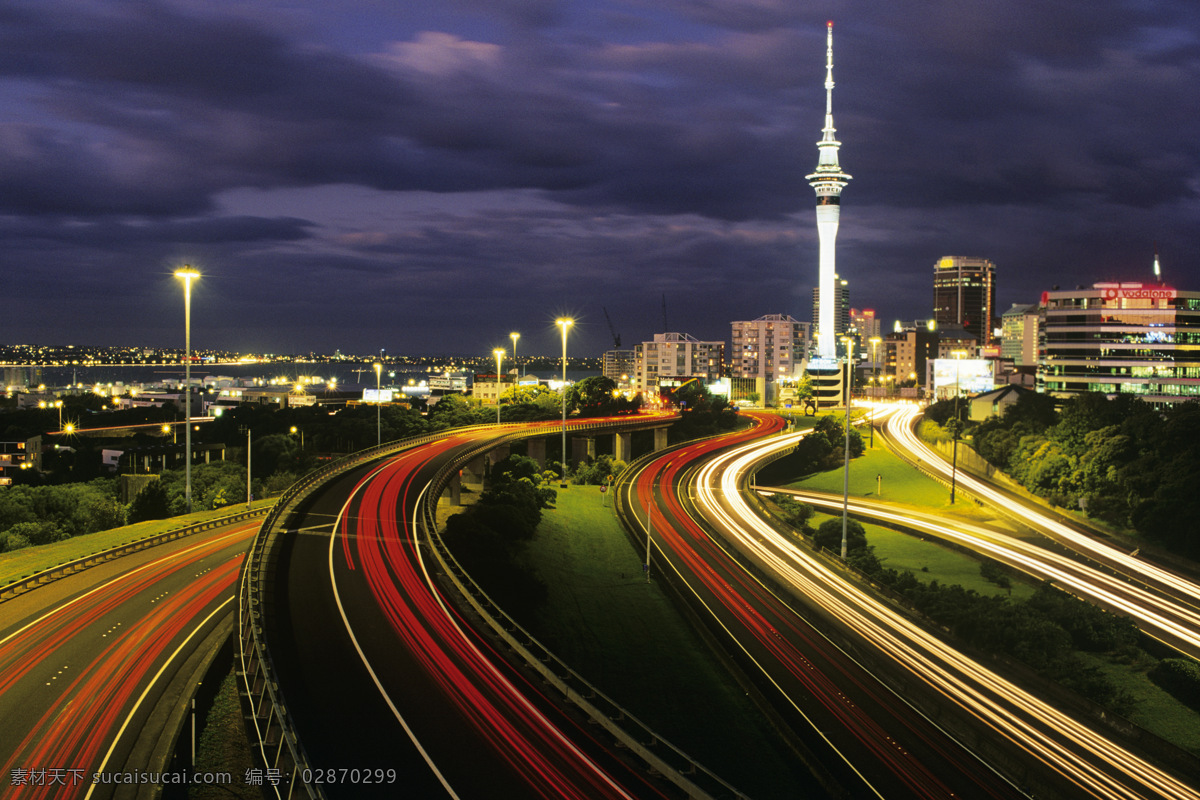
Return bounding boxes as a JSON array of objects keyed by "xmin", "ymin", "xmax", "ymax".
[
  {"xmin": 571, "ymin": 436, "xmax": 594, "ymax": 468},
  {"xmin": 461, "ymin": 456, "xmax": 485, "ymax": 490},
  {"xmin": 488, "ymin": 444, "xmax": 510, "ymax": 465},
  {"xmin": 653, "ymin": 426, "xmax": 669, "ymax": 452},
  {"xmin": 447, "ymin": 472, "xmax": 462, "ymax": 506},
  {"xmin": 526, "ymin": 438, "xmax": 546, "ymax": 469},
  {"xmin": 614, "ymin": 432, "xmax": 632, "ymax": 463}
]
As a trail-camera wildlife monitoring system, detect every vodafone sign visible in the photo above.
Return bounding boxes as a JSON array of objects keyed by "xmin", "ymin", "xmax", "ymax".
[{"xmin": 1096, "ymin": 283, "xmax": 1177, "ymax": 301}]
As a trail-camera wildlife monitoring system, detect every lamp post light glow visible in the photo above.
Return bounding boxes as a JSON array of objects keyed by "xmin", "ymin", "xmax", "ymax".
[
  {"xmin": 373, "ymin": 362, "xmax": 383, "ymax": 446},
  {"xmin": 174, "ymin": 265, "xmax": 199, "ymax": 514},
  {"xmin": 509, "ymin": 332, "xmax": 520, "ymax": 376},
  {"xmin": 841, "ymin": 335, "xmax": 855, "ymax": 559},
  {"xmin": 493, "ymin": 348, "xmax": 505, "ymax": 424},
  {"xmin": 556, "ymin": 318, "xmax": 574, "ymax": 487}
]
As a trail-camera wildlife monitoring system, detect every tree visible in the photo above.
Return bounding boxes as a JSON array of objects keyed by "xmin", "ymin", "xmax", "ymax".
[
  {"xmin": 814, "ymin": 518, "xmax": 868, "ymax": 554},
  {"xmin": 128, "ymin": 480, "xmax": 170, "ymax": 523}
]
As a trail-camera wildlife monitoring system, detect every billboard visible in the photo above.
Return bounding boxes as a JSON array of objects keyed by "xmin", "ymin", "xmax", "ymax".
[
  {"xmin": 362, "ymin": 388, "xmax": 395, "ymax": 403},
  {"xmin": 930, "ymin": 359, "xmax": 994, "ymax": 399}
]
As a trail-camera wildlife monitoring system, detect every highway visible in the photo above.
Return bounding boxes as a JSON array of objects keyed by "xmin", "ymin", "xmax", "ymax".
[
  {"xmin": 621, "ymin": 411, "xmax": 1024, "ymax": 799},
  {"xmin": 264, "ymin": 417, "xmax": 701, "ymax": 799},
  {"xmin": 681, "ymin": 416, "xmax": 1199, "ymax": 799},
  {"xmin": 0, "ymin": 519, "xmax": 258, "ymax": 799},
  {"xmin": 879, "ymin": 404, "xmax": 1200, "ymax": 659}
]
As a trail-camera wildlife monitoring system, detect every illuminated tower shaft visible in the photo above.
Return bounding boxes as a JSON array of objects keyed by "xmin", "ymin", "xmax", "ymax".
[{"xmin": 806, "ymin": 21, "xmax": 851, "ymax": 359}]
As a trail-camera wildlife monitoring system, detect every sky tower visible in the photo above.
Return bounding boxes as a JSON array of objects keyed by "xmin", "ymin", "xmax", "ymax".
[{"xmin": 806, "ymin": 20, "xmax": 851, "ymax": 359}]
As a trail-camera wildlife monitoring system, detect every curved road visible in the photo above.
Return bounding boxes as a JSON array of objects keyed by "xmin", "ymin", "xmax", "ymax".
[
  {"xmin": 621, "ymin": 412, "xmax": 1022, "ymax": 799},
  {"xmin": 685, "ymin": 417, "xmax": 1199, "ymax": 799},
  {"xmin": 266, "ymin": 418, "xmax": 694, "ymax": 799},
  {"xmin": 0, "ymin": 519, "xmax": 259, "ymax": 799}
]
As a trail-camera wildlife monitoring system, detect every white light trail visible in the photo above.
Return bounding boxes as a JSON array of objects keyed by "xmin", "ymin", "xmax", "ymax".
[{"xmin": 691, "ymin": 428, "xmax": 1200, "ymax": 800}]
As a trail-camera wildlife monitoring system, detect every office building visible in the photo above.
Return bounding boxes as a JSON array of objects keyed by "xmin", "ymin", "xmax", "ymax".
[
  {"xmin": 1001, "ymin": 303, "xmax": 1040, "ymax": 367},
  {"xmin": 812, "ymin": 275, "xmax": 851, "ymax": 352},
  {"xmin": 1038, "ymin": 282, "xmax": 1200, "ymax": 404},
  {"xmin": 933, "ymin": 256, "xmax": 997, "ymax": 345}
]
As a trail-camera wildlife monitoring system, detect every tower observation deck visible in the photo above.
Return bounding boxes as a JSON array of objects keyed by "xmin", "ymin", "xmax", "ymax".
[{"xmin": 805, "ymin": 20, "xmax": 851, "ymax": 359}]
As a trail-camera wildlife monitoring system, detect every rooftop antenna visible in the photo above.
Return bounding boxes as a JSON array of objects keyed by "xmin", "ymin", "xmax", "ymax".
[{"xmin": 1153, "ymin": 243, "xmax": 1162, "ymax": 284}]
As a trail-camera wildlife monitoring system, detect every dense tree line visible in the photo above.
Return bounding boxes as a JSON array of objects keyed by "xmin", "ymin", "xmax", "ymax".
[{"xmin": 954, "ymin": 393, "xmax": 1200, "ymax": 559}]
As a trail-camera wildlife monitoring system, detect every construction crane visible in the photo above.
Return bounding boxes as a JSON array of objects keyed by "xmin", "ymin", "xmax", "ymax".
[{"xmin": 603, "ymin": 306, "xmax": 621, "ymax": 348}]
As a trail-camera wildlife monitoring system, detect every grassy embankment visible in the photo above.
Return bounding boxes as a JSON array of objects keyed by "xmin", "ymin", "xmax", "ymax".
[
  {"xmin": 783, "ymin": 433, "xmax": 1200, "ymax": 754},
  {"xmin": 0, "ymin": 499, "xmax": 274, "ymax": 587},
  {"xmin": 507, "ymin": 485, "xmax": 821, "ymax": 799}
]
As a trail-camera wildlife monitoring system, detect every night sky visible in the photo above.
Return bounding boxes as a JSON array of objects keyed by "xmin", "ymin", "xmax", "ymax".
[{"xmin": 2, "ymin": 0, "xmax": 1198, "ymax": 357}]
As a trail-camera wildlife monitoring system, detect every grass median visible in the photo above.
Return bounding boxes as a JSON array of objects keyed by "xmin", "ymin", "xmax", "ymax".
[{"xmin": 512, "ymin": 485, "xmax": 820, "ymax": 799}]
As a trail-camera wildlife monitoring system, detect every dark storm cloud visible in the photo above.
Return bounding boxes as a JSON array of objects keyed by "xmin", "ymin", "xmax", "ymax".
[{"xmin": 1, "ymin": 0, "xmax": 1198, "ymax": 353}]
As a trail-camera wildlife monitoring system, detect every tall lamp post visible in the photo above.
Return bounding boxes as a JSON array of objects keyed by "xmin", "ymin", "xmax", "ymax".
[
  {"xmin": 174, "ymin": 265, "xmax": 199, "ymax": 514},
  {"xmin": 510, "ymin": 332, "xmax": 521, "ymax": 376},
  {"xmin": 841, "ymin": 336, "xmax": 855, "ymax": 560},
  {"xmin": 373, "ymin": 362, "xmax": 383, "ymax": 446},
  {"xmin": 949, "ymin": 349, "xmax": 967, "ymax": 504},
  {"xmin": 868, "ymin": 336, "xmax": 881, "ymax": 449},
  {"xmin": 493, "ymin": 348, "xmax": 505, "ymax": 424},
  {"xmin": 556, "ymin": 318, "xmax": 573, "ymax": 487}
]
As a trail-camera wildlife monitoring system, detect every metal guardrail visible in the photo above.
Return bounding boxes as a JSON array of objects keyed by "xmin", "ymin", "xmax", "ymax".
[
  {"xmin": 0, "ymin": 507, "xmax": 270, "ymax": 603},
  {"xmin": 235, "ymin": 414, "xmax": 683, "ymax": 800}
]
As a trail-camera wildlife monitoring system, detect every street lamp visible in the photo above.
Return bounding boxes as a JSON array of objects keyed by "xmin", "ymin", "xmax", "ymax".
[
  {"xmin": 869, "ymin": 336, "xmax": 881, "ymax": 448},
  {"xmin": 950, "ymin": 349, "xmax": 968, "ymax": 504},
  {"xmin": 493, "ymin": 348, "xmax": 505, "ymax": 424},
  {"xmin": 510, "ymin": 332, "xmax": 521, "ymax": 376},
  {"xmin": 241, "ymin": 426, "xmax": 252, "ymax": 510},
  {"xmin": 841, "ymin": 336, "xmax": 855, "ymax": 560},
  {"xmin": 373, "ymin": 362, "xmax": 382, "ymax": 446},
  {"xmin": 174, "ymin": 265, "xmax": 199, "ymax": 514},
  {"xmin": 556, "ymin": 317, "xmax": 574, "ymax": 487}
]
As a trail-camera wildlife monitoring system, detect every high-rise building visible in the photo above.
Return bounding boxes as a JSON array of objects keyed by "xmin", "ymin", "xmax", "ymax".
[
  {"xmin": 806, "ymin": 21, "xmax": 851, "ymax": 359},
  {"xmin": 933, "ymin": 256, "xmax": 996, "ymax": 345},
  {"xmin": 1039, "ymin": 282, "xmax": 1200, "ymax": 404},
  {"xmin": 849, "ymin": 307, "xmax": 881, "ymax": 362},
  {"xmin": 1000, "ymin": 303, "xmax": 1040, "ymax": 366},
  {"xmin": 633, "ymin": 333, "xmax": 725, "ymax": 396},
  {"xmin": 811, "ymin": 275, "xmax": 850, "ymax": 351},
  {"xmin": 731, "ymin": 314, "xmax": 810, "ymax": 381}
]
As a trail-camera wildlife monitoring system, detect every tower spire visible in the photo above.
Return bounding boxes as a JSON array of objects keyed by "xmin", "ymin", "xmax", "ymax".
[{"xmin": 806, "ymin": 20, "xmax": 851, "ymax": 359}]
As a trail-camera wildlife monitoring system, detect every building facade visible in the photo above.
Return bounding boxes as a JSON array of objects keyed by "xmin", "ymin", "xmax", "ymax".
[
  {"xmin": 933, "ymin": 256, "xmax": 997, "ymax": 346},
  {"xmin": 634, "ymin": 333, "xmax": 725, "ymax": 396},
  {"xmin": 1001, "ymin": 303, "xmax": 1040, "ymax": 366},
  {"xmin": 731, "ymin": 314, "xmax": 810, "ymax": 381},
  {"xmin": 602, "ymin": 350, "xmax": 635, "ymax": 385},
  {"xmin": 1038, "ymin": 282, "xmax": 1200, "ymax": 404},
  {"xmin": 812, "ymin": 275, "xmax": 850, "ymax": 352}
]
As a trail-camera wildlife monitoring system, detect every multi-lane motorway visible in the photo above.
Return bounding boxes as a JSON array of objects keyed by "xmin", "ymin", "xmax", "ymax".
[
  {"xmin": 0, "ymin": 519, "xmax": 258, "ymax": 799},
  {"xmin": 647, "ymin": 408, "xmax": 1199, "ymax": 799},
  {"xmin": 261, "ymin": 418, "xmax": 697, "ymax": 799},
  {"xmin": 8, "ymin": 402, "xmax": 1200, "ymax": 799}
]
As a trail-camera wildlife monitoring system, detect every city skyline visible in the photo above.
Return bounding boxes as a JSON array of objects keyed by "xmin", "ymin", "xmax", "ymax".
[{"xmin": 2, "ymin": 1, "xmax": 1198, "ymax": 356}]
